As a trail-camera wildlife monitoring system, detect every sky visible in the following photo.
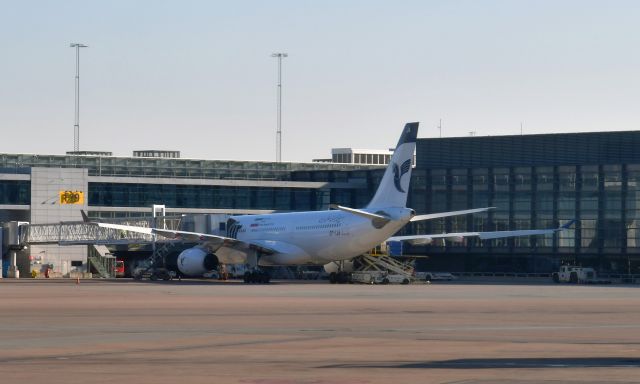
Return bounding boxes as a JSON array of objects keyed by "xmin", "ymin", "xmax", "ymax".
[{"xmin": 1, "ymin": 0, "xmax": 639, "ymax": 162}]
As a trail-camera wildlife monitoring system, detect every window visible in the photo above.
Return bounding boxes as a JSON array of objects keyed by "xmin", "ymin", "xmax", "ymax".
[
  {"xmin": 0, "ymin": 180, "xmax": 30, "ymax": 204},
  {"xmin": 535, "ymin": 167, "xmax": 554, "ymax": 191},
  {"xmin": 581, "ymin": 219, "xmax": 597, "ymax": 249},
  {"xmin": 88, "ymin": 183, "xmax": 319, "ymax": 210}
]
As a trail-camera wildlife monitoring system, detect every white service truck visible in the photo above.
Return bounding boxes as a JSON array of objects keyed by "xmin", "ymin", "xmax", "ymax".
[
  {"xmin": 350, "ymin": 271, "xmax": 411, "ymax": 285},
  {"xmin": 551, "ymin": 265, "xmax": 610, "ymax": 284},
  {"xmin": 415, "ymin": 272, "xmax": 457, "ymax": 282}
]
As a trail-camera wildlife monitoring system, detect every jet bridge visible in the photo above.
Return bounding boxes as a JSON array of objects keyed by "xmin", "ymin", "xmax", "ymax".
[
  {"xmin": 21, "ymin": 216, "xmax": 183, "ymax": 245},
  {"xmin": 11, "ymin": 216, "xmax": 183, "ymax": 278}
]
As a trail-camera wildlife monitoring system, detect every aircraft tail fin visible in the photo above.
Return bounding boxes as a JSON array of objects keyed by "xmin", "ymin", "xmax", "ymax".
[{"xmin": 367, "ymin": 122, "xmax": 418, "ymax": 209}]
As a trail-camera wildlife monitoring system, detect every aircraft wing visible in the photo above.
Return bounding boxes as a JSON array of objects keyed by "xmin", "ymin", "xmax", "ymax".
[
  {"xmin": 389, "ymin": 220, "xmax": 576, "ymax": 245},
  {"xmin": 86, "ymin": 221, "xmax": 277, "ymax": 256},
  {"xmin": 410, "ymin": 207, "xmax": 495, "ymax": 222}
]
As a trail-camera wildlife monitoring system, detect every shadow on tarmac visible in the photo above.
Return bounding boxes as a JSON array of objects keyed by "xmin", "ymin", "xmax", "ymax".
[
  {"xmin": 3, "ymin": 278, "xmax": 639, "ymax": 288},
  {"xmin": 323, "ymin": 357, "xmax": 640, "ymax": 369}
]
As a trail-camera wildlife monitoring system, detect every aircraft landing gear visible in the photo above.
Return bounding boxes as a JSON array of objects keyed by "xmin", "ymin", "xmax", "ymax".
[
  {"xmin": 328, "ymin": 260, "xmax": 351, "ymax": 284},
  {"xmin": 329, "ymin": 271, "xmax": 351, "ymax": 284},
  {"xmin": 243, "ymin": 270, "xmax": 271, "ymax": 284},
  {"xmin": 243, "ymin": 252, "xmax": 271, "ymax": 283}
]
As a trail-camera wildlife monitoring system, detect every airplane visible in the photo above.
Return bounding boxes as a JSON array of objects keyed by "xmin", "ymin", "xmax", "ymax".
[{"xmin": 84, "ymin": 122, "xmax": 574, "ymax": 283}]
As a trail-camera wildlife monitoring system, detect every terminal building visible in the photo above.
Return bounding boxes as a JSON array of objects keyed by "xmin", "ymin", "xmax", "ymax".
[
  {"xmin": 0, "ymin": 151, "xmax": 381, "ymax": 277},
  {"xmin": 2, "ymin": 130, "xmax": 640, "ymax": 277}
]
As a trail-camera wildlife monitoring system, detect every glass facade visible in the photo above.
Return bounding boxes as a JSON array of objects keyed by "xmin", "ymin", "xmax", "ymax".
[
  {"xmin": 409, "ymin": 131, "xmax": 640, "ymax": 274},
  {"xmin": 88, "ymin": 183, "xmax": 331, "ymax": 211}
]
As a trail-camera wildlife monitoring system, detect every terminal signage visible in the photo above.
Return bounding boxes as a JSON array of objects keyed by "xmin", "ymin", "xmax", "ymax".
[{"xmin": 59, "ymin": 191, "xmax": 84, "ymax": 205}]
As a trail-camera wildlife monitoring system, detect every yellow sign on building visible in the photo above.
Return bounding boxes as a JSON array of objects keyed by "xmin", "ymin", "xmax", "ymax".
[{"xmin": 59, "ymin": 191, "xmax": 84, "ymax": 205}]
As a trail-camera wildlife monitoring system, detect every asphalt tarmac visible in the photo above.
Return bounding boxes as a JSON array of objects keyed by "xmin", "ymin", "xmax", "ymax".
[{"xmin": 0, "ymin": 279, "xmax": 639, "ymax": 383}]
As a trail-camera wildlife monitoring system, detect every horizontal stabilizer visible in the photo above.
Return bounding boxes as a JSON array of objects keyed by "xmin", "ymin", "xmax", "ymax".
[
  {"xmin": 410, "ymin": 207, "xmax": 495, "ymax": 222},
  {"xmin": 330, "ymin": 204, "xmax": 391, "ymax": 224}
]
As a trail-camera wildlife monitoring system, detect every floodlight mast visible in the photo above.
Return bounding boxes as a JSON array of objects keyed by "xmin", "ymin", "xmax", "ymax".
[
  {"xmin": 70, "ymin": 43, "xmax": 88, "ymax": 152},
  {"xmin": 271, "ymin": 52, "xmax": 288, "ymax": 163}
]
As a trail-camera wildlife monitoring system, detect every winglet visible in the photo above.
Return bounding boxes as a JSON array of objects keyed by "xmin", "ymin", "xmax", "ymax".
[
  {"xmin": 560, "ymin": 219, "xmax": 577, "ymax": 230},
  {"xmin": 80, "ymin": 210, "xmax": 91, "ymax": 223}
]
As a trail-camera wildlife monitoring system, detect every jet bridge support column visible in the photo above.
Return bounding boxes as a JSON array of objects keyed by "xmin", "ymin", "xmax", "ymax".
[
  {"xmin": 3, "ymin": 222, "xmax": 26, "ymax": 279},
  {"xmin": 152, "ymin": 205, "xmax": 166, "ymax": 268},
  {"xmin": 7, "ymin": 250, "xmax": 19, "ymax": 279}
]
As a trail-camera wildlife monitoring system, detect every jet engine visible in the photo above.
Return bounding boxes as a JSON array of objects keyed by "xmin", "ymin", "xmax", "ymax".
[{"xmin": 176, "ymin": 247, "xmax": 219, "ymax": 276}]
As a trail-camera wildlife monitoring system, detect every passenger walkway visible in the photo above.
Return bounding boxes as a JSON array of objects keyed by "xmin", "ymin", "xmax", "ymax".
[{"xmin": 20, "ymin": 216, "xmax": 183, "ymax": 245}]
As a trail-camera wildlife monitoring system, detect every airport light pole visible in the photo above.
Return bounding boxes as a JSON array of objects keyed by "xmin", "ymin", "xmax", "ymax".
[
  {"xmin": 271, "ymin": 52, "xmax": 287, "ymax": 163},
  {"xmin": 70, "ymin": 43, "xmax": 88, "ymax": 152}
]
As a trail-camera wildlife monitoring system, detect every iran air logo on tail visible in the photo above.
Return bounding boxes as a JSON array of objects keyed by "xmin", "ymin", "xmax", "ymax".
[{"xmin": 393, "ymin": 159, "xmax": 412, "ymax": 193}]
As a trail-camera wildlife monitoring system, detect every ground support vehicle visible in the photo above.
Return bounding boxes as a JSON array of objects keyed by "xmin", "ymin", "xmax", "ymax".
[
  {"xmin": 114, "ymin": 259, "xmax": 125, "ymax": 278},
  {"xmin": 329, "ymin": 253, "xmax": 414, "ymax": 284},
  {"xmin": 415, "ymin": 271, "xmax": 457, "ymax": 282},
  {"xmin": 133, "ymin": 267, "xmax": 174, "ymax": 281},
  {"xmin": 552, "ymin": 265, "xmax": 611, "ymax": 284},
  {"xmin": 350, "ymin": 270, "xmax": 411, "ymax": 284}
]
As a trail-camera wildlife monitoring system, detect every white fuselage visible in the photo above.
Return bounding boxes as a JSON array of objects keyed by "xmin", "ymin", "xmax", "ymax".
[{"xmin": 228, "ymin": 207, "xmax": 414, "ymax": 266}]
